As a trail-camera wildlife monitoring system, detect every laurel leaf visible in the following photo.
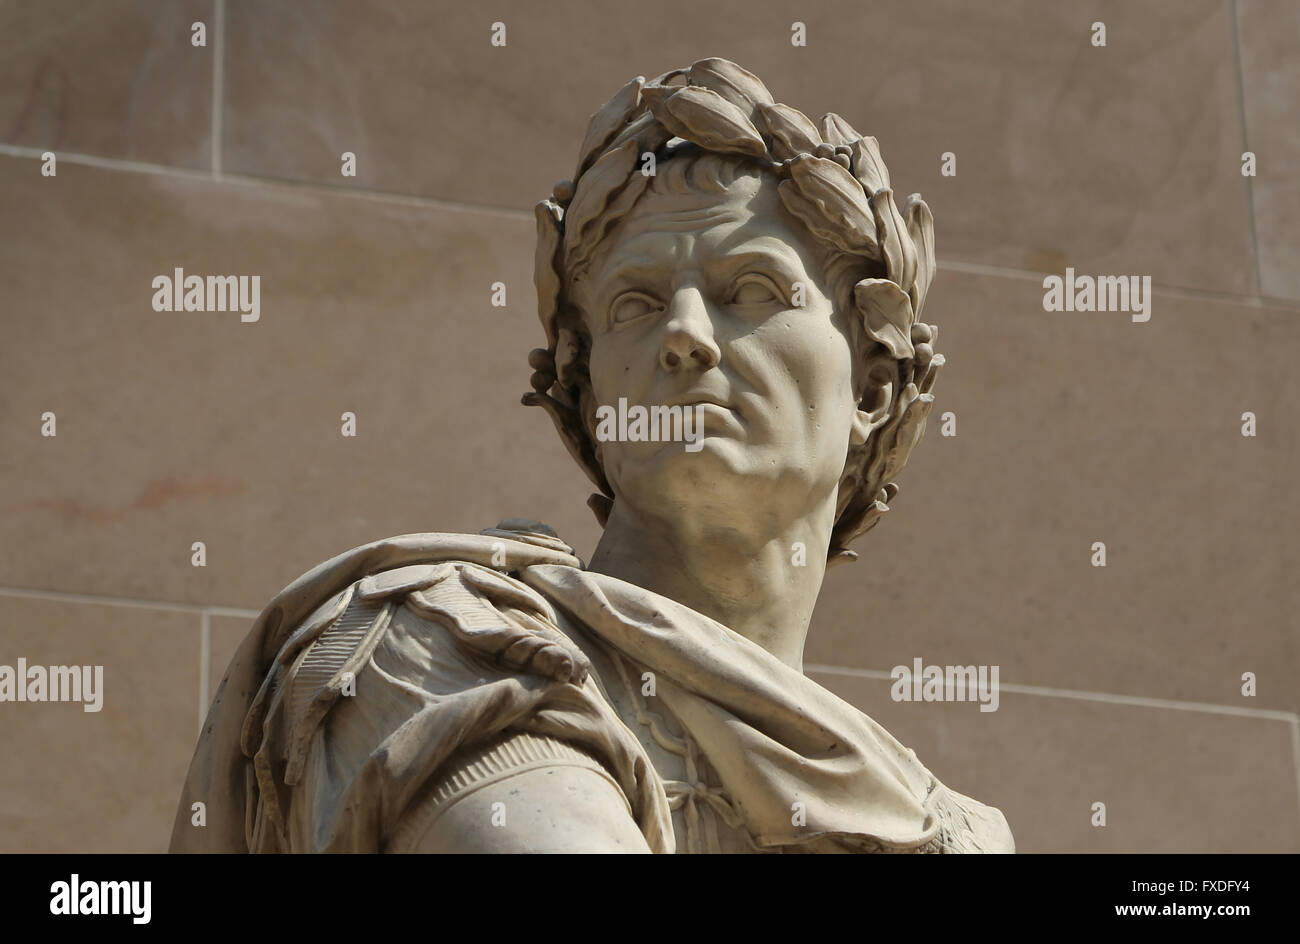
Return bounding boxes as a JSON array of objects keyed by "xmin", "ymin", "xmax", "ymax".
[
  {"xmin": 853, "ymin": 279, "xmax": 915, "ymax": 359},
  {"xmin": 574, "ymin": 76, "xmax": 647, "ymax": 180},
  {"xmin": 600, "ymin": 108, "xmax": 675, "ymax": 163},
  {"xmin": 522, "ymin": 389, "xmax": 611, "ymax": 497},
  {"xmin": 758, "ymin": 102, "xmax": 822, "ymax": 159},
  {"xmin": 869, "ymin": 188, "xmax": 914, "ymax": 289},
  {"xmin": 901, "ymin": 194, "xmax": 936, "ymax": 318},
  {"xmin": 533, "ymin": 199, "xmax": 564, "ymax": 347},
  {"xmin": 647, "ymin": 84, "xmax": 768, "ymax": 159},
  {"xmin": 552, "ymin": 326, "xmax": 584, "ymax": 389},
  {"xmin": 781, "ymin": 154, "xmax": 878, "ymax": 255},
  {"xmin": 881, "ymin": 390, "xmax": 935, "ymax": 485},
  {"xmin": 820, "ymin": 112, "xmax": 864, "ymax": 147},
  {"xmin": 562, "ymin": 138, "xmax": 654, "ymax": 272},
  {"xmin": 918, "ymin": 352, "xmax": 943, "ymax": 396},
  {"xmin": 687, "ymin": 57, "xmax": 774, "ymax": 113},
  {"xmin": 849, "ymin": 135, "xmax": 891, "ymax": 194}
]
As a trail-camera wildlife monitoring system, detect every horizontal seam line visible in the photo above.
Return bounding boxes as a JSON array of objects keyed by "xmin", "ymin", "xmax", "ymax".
[
  {"xmin": 0, "ymin": 585, "xmax": 259, "ymax": 619},
  {"xmin": 2, "ymin": 145, "xmax": 1296, "ymax": 310},
  {"xmin": 0, "ymin": 144, "xmax": 532, "ymax": 221},
  {"xmin": 804, "ymin": 663, "xmax": 1299, "ymax": 722}
]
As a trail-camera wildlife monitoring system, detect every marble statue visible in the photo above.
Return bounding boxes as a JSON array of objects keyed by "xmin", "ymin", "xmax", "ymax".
[{"xmin": 171, "ymin": 58, "xmax": 1014, "ymax": 854}]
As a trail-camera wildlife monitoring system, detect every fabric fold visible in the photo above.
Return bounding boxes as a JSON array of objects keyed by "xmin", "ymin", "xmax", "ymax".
[
  {"xmin": 170, "ymin": 528, "xmax": 1007, "ymax": 854},
  {"xmin": 520, "ymin": 564, "xmax": 941, "ymax": 850},
  {"xmin": 169, "ymin": 531, "xmax": 584, "ymax": 853}
]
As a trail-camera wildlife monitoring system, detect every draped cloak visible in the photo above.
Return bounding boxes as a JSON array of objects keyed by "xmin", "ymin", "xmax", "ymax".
[{"xmin": 169, "ymin": 524, "xmax": 1013, "ymax": 854}]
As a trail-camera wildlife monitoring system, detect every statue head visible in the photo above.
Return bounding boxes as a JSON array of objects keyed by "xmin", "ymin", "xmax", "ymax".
[{"xmin": 525, "ymin": 58, "xmax": 942, "ymax": 564}]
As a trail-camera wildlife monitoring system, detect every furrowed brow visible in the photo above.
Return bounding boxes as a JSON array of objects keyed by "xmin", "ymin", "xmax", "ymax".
[
  {"xmin": 599, "ymin": 256, "xmax": 665, "ymax": 293},
  {"xmin": 710, "ymin": 245, "xmax": 807, "ymax": 287}
]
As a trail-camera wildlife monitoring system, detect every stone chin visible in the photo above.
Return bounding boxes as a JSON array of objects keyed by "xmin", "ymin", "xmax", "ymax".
[{"xmin": 602, "ymin": 427, "xmax": 847, "ymax": 529}]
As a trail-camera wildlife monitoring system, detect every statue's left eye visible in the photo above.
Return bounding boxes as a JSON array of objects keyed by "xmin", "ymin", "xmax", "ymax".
[{"xmin": 730, "ymin": 276, "xmax": 782, "ymax": 305}]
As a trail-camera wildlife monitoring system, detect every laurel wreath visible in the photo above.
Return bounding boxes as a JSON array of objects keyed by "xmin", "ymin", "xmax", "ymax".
[{"xmin": 523, "ymin": 58, "xmax": 943, "ymax": 564}]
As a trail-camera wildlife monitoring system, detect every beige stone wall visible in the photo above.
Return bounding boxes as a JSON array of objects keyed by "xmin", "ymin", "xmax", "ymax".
[{"xmin": 1, "ymin": 0, "xmax": 1296, "ymax": 852}]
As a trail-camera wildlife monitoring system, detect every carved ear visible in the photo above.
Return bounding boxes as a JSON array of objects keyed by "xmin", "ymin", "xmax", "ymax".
[{"xmin": 852, "ymin": 279, "xmax": 915, "ymax": 360}]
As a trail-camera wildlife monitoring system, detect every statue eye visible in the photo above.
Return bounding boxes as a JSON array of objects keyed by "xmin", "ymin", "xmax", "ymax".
[
  {"xmin": 730, "ymin": 275, "xmax": 783, "ymax": 306},
  {"xmin": 610, "ymin": 292, "xmax": 663, "ymax": 325}
]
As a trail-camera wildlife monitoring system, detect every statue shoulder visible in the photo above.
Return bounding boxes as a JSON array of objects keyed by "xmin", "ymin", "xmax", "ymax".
[
  {"xmin": 175, "ymin": 523, "xmax": 673, "ymax": 853},
  {"xmin": 236, "ymin": 549, "xmax": 671, "ymax": 852},
  {"xmin": 240, "ymin": 521, "xmax": 592, "ymax": 748},
  {"xmin": 244, "ymin": 557, "xmax": 595, "ymax": 792},
  {"xmin": 285, "ymin": 558, "xmax": 594, "ymax": 687}
]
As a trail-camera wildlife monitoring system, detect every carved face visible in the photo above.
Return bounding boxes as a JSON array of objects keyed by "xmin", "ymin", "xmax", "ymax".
[{"xmin": 570, "ymin": 166, "xmax": 872, "ymax": 524}]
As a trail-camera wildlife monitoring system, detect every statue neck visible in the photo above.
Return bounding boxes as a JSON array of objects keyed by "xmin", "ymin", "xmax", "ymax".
[{"xmin": 586, "ymin": 497, "xmax": 834, "ymax": 672}]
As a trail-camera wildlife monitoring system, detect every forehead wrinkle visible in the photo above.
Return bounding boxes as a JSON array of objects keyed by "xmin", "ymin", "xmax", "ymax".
[
  {"xmin": 598, "ymin": 204, "xmax": 752, "ymax": 271},
  {"xmin": 581, "ymin": 175, "xmax": 835, "ymax": 297},
  {"xmin": 701, "ymin": 215, "xmax": 832, "ymax": 296},
  {"xmin": 709, "ymin": 195, "xmax": 824, "ymax": 257},
  {"xmin": 708, "ymin": 234, "xmax": 801, "ymax": 263},
  {"xmin": 598, "ymin": 255, "xmax": 664, "ymax": 291},
  {"xmin": 620, "ymin": 208, "xmax": 748, "ymax": 241},
  {"xmin": 619, "ymin": 179, "xmax": 754, "ymax": 229},
  {"xmin": 589, "ymin": 232, "xmax": 686, "ymax": 289}
]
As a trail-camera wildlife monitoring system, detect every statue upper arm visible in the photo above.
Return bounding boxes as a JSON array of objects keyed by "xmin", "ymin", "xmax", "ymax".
[{"xmin": 409, "ymin": 763, "xmax": 652, "ymax": 853}]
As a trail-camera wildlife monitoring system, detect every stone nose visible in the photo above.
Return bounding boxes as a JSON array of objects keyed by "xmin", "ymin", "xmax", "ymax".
[{"xmin": 659, "ymin": 286, "xmax": 721, "ymax": 371}]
